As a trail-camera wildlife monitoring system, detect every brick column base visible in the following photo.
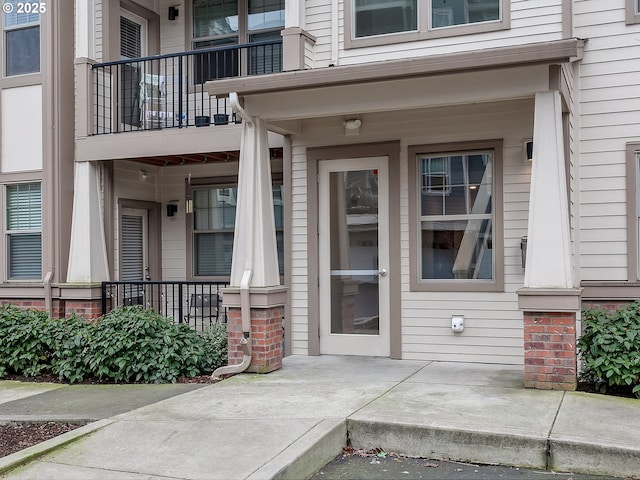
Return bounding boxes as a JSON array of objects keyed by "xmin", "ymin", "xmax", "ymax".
[
  {"xmin": 524, "ymin": 311, "xmax": 577, "ymax": 391},
  {"xmin": 227, "ymin": 305, "xmax": 283, "ymax": 373}
]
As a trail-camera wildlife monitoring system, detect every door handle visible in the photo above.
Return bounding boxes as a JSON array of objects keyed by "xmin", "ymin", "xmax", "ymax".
[{"xmin": 377, "ymin": 268, "xmax": 387, "ymax": 277}]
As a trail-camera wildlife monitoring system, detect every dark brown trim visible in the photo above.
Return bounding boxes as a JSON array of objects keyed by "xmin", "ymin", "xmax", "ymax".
[
  {"xmin": 627, "ymin": 0, "xmax": 640, "ymax": 25},
  {"xmin": 103, "ymin": 161, "xmax": 115, "ymax": 279},
  {"xmin": 562, "ymin": 0, "xmax": 573, "ymax": 38},
  {"xmin": 207, "ymin": 38, "xmax": 584, "ymax": 97},
  {"xmin": 517, "ymin": 287, "xmax": 582, "ymax": 312},
  {"xmin": 408, "ymin": 140, "xmax": 505, "ymax": 293},
  {"xmin": 581, "ymin": 281, "xmax": 640, "ymax": 301},
  {"xmin": 626, "ymin": 142, "xmax": 640, "ymax": 281},
  {"xmin": 307, "ymin": 141, "xmax": 402, "ymax": 358}
]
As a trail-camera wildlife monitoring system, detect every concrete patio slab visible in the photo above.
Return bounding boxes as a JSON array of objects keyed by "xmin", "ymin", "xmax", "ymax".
[
  {"xmin": 0, "ymin": 382, "xmax": 65, "ymax": 407},
  {"xmin": 408, "ymin": 361, "xmax": 524, "ymax": 388},
  {"xmin": 0, "ymin": 384, "xmax": 205, "ymax": 422},
  {"xmin": 549, "ymin": 391, "xmax": 640, "ymax": 477}
]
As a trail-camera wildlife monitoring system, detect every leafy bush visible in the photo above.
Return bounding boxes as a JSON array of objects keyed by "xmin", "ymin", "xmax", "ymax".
[
  {"xmin": 0, "ymin": 305, "xmax": 227, "ymax": 383},
  {"xmin": 577, "ymin": 302, "xmax": 640, "ymax": 397}
]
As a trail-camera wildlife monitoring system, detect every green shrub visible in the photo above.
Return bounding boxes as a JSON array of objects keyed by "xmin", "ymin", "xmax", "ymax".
[
  {"xmin": 0, "ymin": 306, "xmax": 57, "ymax": 377},
  {"xmin": 0, "ymin": 305, "xmax": 228, "ymax": 384},
  {"xmin": 577, "ymin": 302, "xmax": 640, "ymax": 397}
]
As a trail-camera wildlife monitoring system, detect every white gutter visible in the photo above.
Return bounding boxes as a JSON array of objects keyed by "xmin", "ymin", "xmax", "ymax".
[{"xmin": 229, "ymin": 92, "xmax": 253, "ymax": 126}]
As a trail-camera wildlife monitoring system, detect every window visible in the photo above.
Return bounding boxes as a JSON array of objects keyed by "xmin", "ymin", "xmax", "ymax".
[
  {"xmin": 3, "ymin": 0, "xmax": 40, "ymax": 76},
  {"xmin": 192, "ymin": 0, "xmax": 284, "ymax": 82},
  {"xmin": 626, "ymin": 143, "xmax": 640, "ymax": 280},
  {"xmin": 192, "ymin": 180, "xmax": 284, "ymax": 276},
  {"xmin": 354, "ymin": 0, "xmax": 417, "ymax": 38},
  {"xmin": 431, "ymin": 0, "xmax": 499, "ymax": 29},
  {"xmin": 347, "ymin": 0, "xmax": 508, "ymax": 47},
  {"xmin": 409, "ymin": 141, "xmax": 503, "ymax": 291},
  {"xmin": 5, "ymin": 183, "xmax": 41, "ymax": 280}
]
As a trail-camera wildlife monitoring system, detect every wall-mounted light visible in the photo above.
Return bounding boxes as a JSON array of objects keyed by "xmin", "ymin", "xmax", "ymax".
[
  {"xmin": 524, "ymin": 139, "xmax": 533, "ymax": 163},
  {"xmin": 139, "ymin": 169, "xmax": 149, "ymax": 182},
  {"xmin": 343, "ymin": 118, "xmax": 362, "ymax": 136},
  {"xmin": 168, "ymin": 6, "xmax": 179, "ymax": 21},
  {"xmin": 167, "ymin": 203, "xmax": 178, "ymax": 217}
]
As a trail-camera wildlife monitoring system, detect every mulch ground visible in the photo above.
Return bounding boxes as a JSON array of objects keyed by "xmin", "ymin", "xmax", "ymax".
[{"xmin": 0, "ymin": 422, "xmax": 82, "ymax": 458}]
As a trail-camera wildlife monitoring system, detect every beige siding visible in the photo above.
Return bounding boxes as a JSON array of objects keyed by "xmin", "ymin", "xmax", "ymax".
[
  {"xmin": 302, "ymin": 0, "xmax": 566, "ymax": 68},
  {"xmin": 290, "ymin": 99, "xmax": 533, "ymax": 363},
  {"xmin": 95, "ymin": 0, "xmax": 103, "ymax": 61},
  {"xmin": 575, "ymin": 0, "xmax": 640, "ymax": 281}
]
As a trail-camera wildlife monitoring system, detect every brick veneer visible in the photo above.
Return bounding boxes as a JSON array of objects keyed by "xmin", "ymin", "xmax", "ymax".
[
  {"xmin": 0, "ymin": 299, "xmax": 103, "ymax": 319},
  {"xmin": 227, "ymin": 305, "xmax": 283, "ymax": 373},
  {"xmin": 523, "ymin": 311, "xmax": 577, "ymax": 390}
]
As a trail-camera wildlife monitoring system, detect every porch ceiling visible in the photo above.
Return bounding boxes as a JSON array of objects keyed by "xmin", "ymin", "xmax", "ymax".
[{"xmin": 126, "ymin": 148, "xmax": 283, "ymax": 167}]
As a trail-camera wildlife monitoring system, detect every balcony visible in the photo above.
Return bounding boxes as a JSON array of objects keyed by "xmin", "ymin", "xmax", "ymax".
[{"xmin": 91, "ymin": 40, "xmax": 282, "ymax": 135}]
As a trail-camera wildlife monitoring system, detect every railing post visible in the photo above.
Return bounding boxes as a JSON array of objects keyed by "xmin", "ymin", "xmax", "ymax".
[
  {"xmin": 178, "ymin": 58, "xmax": 183, "ymax": 128},
  {"xmin": 101, "ymin": 281, "xmax": 107, "ymax": 315},
  {"xmin": 178, "ymin": 283, "xmax": 184, "ymax": 323}
]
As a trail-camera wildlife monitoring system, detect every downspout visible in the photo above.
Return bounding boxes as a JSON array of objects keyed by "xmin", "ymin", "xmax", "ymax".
[
  {"xmin": 44, "ymin": 271, "xmax": 53, "ymax": 318},
  {"xmin": 212, "ymin": 92, "xmax": 254, "ymax": 379}
]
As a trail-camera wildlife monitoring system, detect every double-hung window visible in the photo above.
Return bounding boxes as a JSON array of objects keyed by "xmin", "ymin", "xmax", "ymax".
[
  {"xmin": 192, "ymin": 179, "xmax": 284, "ymax": 277},
  {"xmin": 192, "ymin": 0, "xmax": 284, "ymax": 83},
  {"xmin": 5, "ymin": 183, "xmax": 42, "ymax": 280},
  {"xmin": 348, "ymin": 0, "xmax": 507, "ymax": 45},
  {"xmin": 409, "ymin": 141, "xmax": 503, "ymax": 291},
  {"xmin": 3, "ymin": 0, "xmax": 40, "ymax": 76}
]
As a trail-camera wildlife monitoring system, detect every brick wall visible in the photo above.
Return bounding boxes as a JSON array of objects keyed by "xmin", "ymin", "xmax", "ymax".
[
  {"xmin": 523, "ymin": 311, "xmax": 577, "ymax": 391},
  {"xmin": 227, "ymin": 305, "xmax": 283, "ymax": 374},
  {"xmin": 0, "ymin": 299, "xmax": 102, "ymax": 319}
]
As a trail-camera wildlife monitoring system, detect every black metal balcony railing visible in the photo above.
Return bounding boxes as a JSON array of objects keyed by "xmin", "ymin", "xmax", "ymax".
[
  {"xmin": 101, "ymin": 281, "xmax": 230, "ymax": 331},
  {"xmin": 92, "ymin": 40, "xmax": 282, "ymax": 135}
]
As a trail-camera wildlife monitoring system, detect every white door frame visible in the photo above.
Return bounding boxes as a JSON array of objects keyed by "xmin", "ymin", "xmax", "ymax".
[{"xmin": 318, "ymin": 156, "xmax": 390, "ymax": 356}]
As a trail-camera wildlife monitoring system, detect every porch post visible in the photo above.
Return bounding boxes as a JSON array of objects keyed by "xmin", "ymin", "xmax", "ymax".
[
  {"xmin": 224, "ymin": 113, "xmax": 286, "ymax": 373},
  {"xmin": 67, "ymin": 161, "xmax": 110, "ymax": 283},
  {"xmin": 518, "ymin": 90, "xmax": 580, "ymax": 391}
]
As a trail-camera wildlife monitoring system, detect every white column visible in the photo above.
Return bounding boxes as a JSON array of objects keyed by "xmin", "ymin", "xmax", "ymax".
[
  {"xmin": 524, "ymin": 91, "xmax": 573, "ymax": 288},
  {"xmin": 230, "ymin": 118, "xmax": 280, "ymax": 288},
  {"xmin": 285, "ymin": 0, "xmax": 303, "ymax": 28},
  {"xmin": 67, "ymin": 162, "xmax": 110, "ymax": 283},
  {"xmin": 75, "ymin": 0, "xmax": 95, "ymax": 60}
]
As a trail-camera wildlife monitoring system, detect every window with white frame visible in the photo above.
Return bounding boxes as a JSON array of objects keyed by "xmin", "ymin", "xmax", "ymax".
[
  {"xmin": 3, "ymin": 0, "xmax": 40, "ymax": 76},
  {"xmin": 192, "ymin": 0, "xmax": 284, "ymax": 82},
  {"xmin": 192, "ymin": 180, "xmax": 284, "ymax": 276},
  {"xmin": 431, "ymin": 0, "xmax": 499, "ymax": 29},
  {"xmin": 5, "ymin": 183, "xmax": 42, "ymax": 280},
  {"xmin": 418, "ymin": 151, "xmax": 493, "ymax": 280},
  {"xmin": 354, "ymin": 0, "xmax": 418, "ymax": 38},
  {"xmin": 352, "ymin": 0, "xmax": 500, "ymax": 38}
]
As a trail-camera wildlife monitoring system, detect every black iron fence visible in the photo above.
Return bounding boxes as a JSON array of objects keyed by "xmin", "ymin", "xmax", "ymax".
[
  {"xmin": 92, "ymin": 40, "xmax": 282, "ymax": 135},
  {"xmin": 101, "ymin": 281, "xmax": 230, "ymax": 331}
]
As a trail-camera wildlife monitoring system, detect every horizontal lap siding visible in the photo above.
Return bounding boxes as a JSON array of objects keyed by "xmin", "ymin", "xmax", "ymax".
[
  {"xmin": 575, "ymin": 0, "xmax": 640, "ymax": 281},
  {"xmin": 290, "ymin": 100, "xmax": 532, "ymax": 362},
  {"xmin": 303, "ymin": 0, "xmax": 565, "ymax": 68}
]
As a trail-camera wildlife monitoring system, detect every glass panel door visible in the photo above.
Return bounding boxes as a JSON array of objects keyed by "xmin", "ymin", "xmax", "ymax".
[{"xmin": 319, "ymin": 157, "xmax": 389, "ymax": 356}]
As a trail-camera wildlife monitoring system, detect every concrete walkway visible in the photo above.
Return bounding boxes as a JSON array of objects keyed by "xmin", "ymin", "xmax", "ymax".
[{"xmin": 1, "ymin": 356, "xmax": 639, "ymax": 479}]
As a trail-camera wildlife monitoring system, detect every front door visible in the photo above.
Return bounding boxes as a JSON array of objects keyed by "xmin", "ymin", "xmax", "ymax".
[{"xmin": 318, "ymin": 157, "xmax": 390, "ymax": 356}]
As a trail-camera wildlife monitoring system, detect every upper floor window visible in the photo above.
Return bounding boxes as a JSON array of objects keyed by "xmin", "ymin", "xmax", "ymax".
[
  {"xmin": 348, "ymin": 0, "xmax": 508, "ymax": 47},
  {"xmin": 3, "ymin": 0, "xmax": 40, "ymax": 76},
  {"xmin": 354, "ymin": 0, "xmax": 417, "ymax": 38},
  {"xmin": 5, "ymin": 182, "xmax": 42, "ymax": 280},
  {"xmin": 192, "ymin": 0, "xmax": 284, "ymax": 82}
]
